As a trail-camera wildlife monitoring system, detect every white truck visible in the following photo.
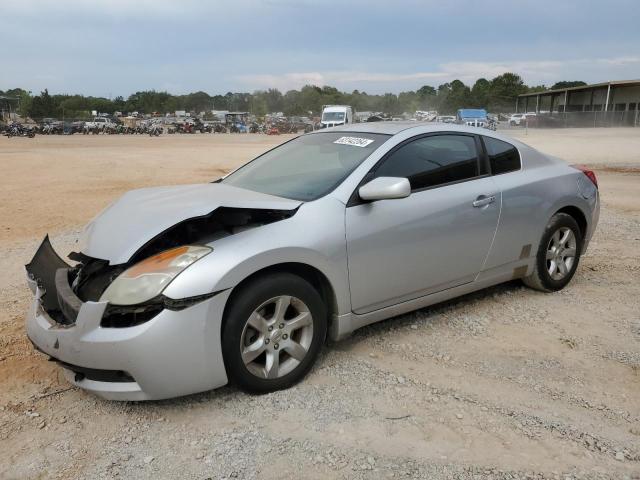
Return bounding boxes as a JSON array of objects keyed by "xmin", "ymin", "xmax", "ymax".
[
  {"xmin": 320, "ymin": 105, "xmax": 354, "ymax": 128},
  {"xmin": 84, "ymin": 116, "xmax": 117, "ymax": 134}
]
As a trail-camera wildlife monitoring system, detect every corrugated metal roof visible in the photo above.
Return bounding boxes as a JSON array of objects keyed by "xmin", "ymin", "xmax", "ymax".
[{"xmin": 519, "ymin": 79, "xmax": 640, "ymax": 97}]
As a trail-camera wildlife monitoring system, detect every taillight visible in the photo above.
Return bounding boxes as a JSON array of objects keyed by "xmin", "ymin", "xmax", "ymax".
[{"xmin": 572, "ymin": 164, "xmax": 598, "ymax": 188}]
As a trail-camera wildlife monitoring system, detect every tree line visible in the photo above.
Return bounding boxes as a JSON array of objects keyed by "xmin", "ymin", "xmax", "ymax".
[{"xmin": 1, "ymin": 74, "xmax": 586, "ymax": 121}]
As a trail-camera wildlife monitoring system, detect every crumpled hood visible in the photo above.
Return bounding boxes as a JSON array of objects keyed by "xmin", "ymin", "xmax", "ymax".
[{"xmin": 78, "ymin": 183, "xmax": 301, "ymax": 264}]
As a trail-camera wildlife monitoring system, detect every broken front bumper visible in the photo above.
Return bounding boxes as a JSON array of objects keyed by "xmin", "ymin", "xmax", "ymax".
[{"xmin": 25, "ymin": 237, "xmax": 230, "ymax": 401}]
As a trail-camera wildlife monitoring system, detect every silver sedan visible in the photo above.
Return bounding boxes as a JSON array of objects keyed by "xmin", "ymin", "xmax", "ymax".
[{"xmin": 25, "ymin": 123, "xmax": 599, "ymax": 400}]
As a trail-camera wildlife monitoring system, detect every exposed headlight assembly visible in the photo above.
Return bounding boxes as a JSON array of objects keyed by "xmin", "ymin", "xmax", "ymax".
[{"xmin": 99, "ymin": 245, "xmax": 211, "ymax": 305}]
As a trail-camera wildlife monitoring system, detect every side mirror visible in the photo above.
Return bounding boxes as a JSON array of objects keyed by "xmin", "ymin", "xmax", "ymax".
[{"xmin": 358, "ymin": 177, "xmax": 411, "ymax": 201}]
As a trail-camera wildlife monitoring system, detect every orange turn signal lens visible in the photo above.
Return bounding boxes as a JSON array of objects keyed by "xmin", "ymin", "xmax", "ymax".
[
  {"xmin": 99, "ymin": 245, "xmax": 212, "ymax": 305},
  {"xmin": 124, "ymin": 246, "xmax": 191, "ymax": 278}
]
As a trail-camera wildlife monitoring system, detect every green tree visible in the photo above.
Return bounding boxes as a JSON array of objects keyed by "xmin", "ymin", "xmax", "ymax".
[
  {"xmin": 488, "ymin": 73, "xmax": 527, "ymax": 112},
  {"xmin": 398, "ymin": 91, "xmax": 419, "ymax": 113},
  {"xmin": 380, "ymin": 93, "xmax": 401, "ymax": 115},
  {"xmin": 416, "ymin": 85, "xmax": 437, "ymax": 110},
  {"xmin": 183, "ymin": 91, "xmax": 213, "ymax": 113},
  {"xmin": 8, "ymin": 73, "xmax": 560, "ymax": 120},
  {"xmin": 264, "ymin": 89, "xmax": 284, "ymax": 113},
  {"xmin": 212, "ymin": 95, "xmax": 229, "ymax": 111},
  {"xmin": 527, "ymin": 84, "xmax": 548, "ymax": 93},
  {"xmin": 29, "ymin": 89, "xmax": 60, "ymax": 120},
  {"xmin": 298, "ymin": 85, "xmax": 323, "ymax": 115},
  {"xmin": 438, "ymin": 80, "xmax": 471, "ymax": 114},
  {"xmin": 417, "ymin": 85, "xmax": 436, "ymax": 97},
  {"xmin": 551, "ymin": 81, "xmax": 587, "ymax": 90},
  {"xmin": 470, "ymin": 78, "xmax": 490, "ymax": 108},
  {"xmin": 283, "ymin": 90, "xmax": 303, "ymax": 115},
  {"xmin": 58, "ymin": 95, "xmax": 91, "ymax": 119},
  {"xmin": 248, "ymin": 93, "xmax": 268, "ymax": 116},
  {"xmin": 19, "ymin": 91, "xmax": 33, "ymax": 117}
]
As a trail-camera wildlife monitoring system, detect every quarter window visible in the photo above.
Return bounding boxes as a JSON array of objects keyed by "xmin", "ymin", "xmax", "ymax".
[
  {"xmin": 483, "ymin": 137, "xmax": 521, "ymax": 175},
  {"xmin": 374, "ymin": 135, "xmax": 480, "ymax": 191}
]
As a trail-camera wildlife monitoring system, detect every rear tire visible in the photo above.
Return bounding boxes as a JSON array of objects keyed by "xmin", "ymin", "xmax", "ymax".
[
  {"xmin": 222, "ymin": 273, "xmax": 327, "ymax": 393},
  {"xmin": 523, "ymin": 213, "xmax": 583, "ymax": 292}
]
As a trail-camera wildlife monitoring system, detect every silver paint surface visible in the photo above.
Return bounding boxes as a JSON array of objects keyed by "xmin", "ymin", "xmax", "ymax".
[{"xmin": 26, "ymin": 123, "xmax": 600, "ymax": 400}]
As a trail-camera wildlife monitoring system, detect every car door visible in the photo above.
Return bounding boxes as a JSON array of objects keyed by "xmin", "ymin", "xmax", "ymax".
[{"xmin": 345, "ymin": 133, "xmax": 501, "ymax": 314}]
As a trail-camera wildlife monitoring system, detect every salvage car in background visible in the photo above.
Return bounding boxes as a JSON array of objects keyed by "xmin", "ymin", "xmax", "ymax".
[
  {"xmin": 509, "ymin": 112, "xmax": 537, "ymax": 126},
  {"xmin": 25, "ymin": 123, "xmax": 599, "ymax": 400},
  {"xmin": 435, "ymin": 115, "xmax": 456, "ymax": 123}
]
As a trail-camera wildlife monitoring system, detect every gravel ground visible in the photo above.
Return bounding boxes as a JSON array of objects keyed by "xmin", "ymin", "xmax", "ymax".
[{"xmin": 0, "ymin": 130, "xmax": 639, "ymax": 479}]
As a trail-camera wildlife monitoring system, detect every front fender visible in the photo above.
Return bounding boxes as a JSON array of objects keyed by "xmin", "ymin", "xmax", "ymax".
[{"xmin": 162, "ymin": 198, "xmax": 351, "ymax": 315}]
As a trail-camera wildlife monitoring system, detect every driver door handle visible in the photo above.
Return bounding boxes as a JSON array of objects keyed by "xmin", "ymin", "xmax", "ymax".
[{"xmin": 472, "ymin": 195, "xmax": 496, "ymax": 208}]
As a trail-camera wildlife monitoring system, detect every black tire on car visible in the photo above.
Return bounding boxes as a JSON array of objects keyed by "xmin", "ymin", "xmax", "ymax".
[
  {"xmin": 222, "ymin": 272, "xmax": 327, "ymax": 393},
  {"xmin": 523, "ymin": 212, "xmax": 583, "ymax": 292}
]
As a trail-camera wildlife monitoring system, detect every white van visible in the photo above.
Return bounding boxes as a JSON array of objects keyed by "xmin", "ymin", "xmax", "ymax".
[{"xmin": 321, "ymin": 105, "xmax": 354, "ymax": 128}]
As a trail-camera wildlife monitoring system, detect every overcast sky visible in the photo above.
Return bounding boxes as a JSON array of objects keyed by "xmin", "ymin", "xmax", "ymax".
[{"xmin": 1, "ymin": 0, "xmax": 639, "ymax": 97}]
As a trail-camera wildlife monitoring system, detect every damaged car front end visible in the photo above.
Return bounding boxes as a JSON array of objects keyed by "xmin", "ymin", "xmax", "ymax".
[
  {"xmin": 25, "ymin": 182, "xmax": 305, "ymax": 400},
  {"xmin": 26, "ymin": 236, "xmax": 232, "ymax": 400}
]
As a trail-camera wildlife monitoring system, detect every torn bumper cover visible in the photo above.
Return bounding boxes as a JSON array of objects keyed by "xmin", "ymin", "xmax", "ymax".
[{"xmin": 25, "ymin": 237, "xmax": 230, "ymax": 401}]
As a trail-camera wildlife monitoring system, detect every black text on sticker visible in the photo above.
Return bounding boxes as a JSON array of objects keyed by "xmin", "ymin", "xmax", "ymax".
[{"xmin": 334, "ymin": 136, "xmax": 374, "ymax": 147}]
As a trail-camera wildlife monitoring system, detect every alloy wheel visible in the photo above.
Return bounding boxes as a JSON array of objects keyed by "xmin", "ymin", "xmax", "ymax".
[
  {"xmin": 240, "ymin": 295, "xmax": 314, "ymax": 379},
  {"xmin": 546, "ymin": 227, "xmax": 577, "ymax": 280}
]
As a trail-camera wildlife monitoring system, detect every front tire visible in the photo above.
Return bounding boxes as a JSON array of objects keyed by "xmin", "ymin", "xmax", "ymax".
[
  {"xmin": 222, "ymin": 273, "xmax": 327, "ymax": 393},
  {"xmin": 523, "ymin": 213, "xmax": 583, "ymax": 292}
]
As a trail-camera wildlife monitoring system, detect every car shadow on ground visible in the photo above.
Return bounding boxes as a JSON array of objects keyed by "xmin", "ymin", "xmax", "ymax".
[
  {"xmin": 119, "ymin": 279, "xmax": 528, "ymax": 409},
  {"xmin": 335, "ymin": 279, "xmax": 526, "ymax": 350}
]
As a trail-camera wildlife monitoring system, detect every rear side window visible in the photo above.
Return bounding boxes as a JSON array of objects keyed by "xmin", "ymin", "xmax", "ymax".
[
  {"xmin": 484, "ymin": 137, "xmax": 521, "ymax": 175},
  {"xmin": 374, "ymin": 134, "xmax": 480, "ymax": 191}
]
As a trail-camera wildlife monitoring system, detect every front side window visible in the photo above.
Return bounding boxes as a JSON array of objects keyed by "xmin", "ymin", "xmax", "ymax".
[
  {"xmin": 222, "ymin": 132, "xmax": 389, "ymax": 201},
  {"xmin": 374, "ymin": 134, "xmax": 480, "ymax": 191},
  {"xmin": 483, "ymin": 136, "xmax": 521, "ymax": 175}
]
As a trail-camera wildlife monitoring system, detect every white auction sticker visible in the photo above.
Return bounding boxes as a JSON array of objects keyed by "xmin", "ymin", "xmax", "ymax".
[{"xmin": 334, "ymin": 136, "xmax": 374, "ymax": 147}]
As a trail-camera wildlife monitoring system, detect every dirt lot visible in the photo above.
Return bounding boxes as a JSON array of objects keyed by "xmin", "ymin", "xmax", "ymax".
[{"xmin": 0, "ymin": 129, "xmax": 639, "ymax": 480}]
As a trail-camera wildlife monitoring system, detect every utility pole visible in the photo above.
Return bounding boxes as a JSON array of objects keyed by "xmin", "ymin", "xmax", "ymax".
[{"xmin": 603, "ymin": 82, "xmax": 611, "ymax": 127}]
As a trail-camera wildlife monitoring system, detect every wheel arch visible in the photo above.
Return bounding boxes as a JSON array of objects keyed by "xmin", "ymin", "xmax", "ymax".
[
  {"xmin": 554, "ymin": 205, "xmax": 588, "ymax": 239},
  {"xmin": 222, "ymin": 262, "xmax": 339, "ymax": 333}
]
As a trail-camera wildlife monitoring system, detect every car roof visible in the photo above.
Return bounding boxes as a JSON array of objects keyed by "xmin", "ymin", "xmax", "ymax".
[
  {"xmin": 308, "ymin": 121, "xmax": 415, "ymax": 135},
  {"xmin": 308, "ymin": 121, "xmax": 531, "ymax": 149},
  {"xmin": 310, "ymin": 121, "xmax": 486, "ymax": 136}
]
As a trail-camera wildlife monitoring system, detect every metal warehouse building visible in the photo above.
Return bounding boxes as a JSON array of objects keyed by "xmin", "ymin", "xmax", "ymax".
[{"xmin": 517, "ymin": 79, "xmax": 640, "ymax": 127}]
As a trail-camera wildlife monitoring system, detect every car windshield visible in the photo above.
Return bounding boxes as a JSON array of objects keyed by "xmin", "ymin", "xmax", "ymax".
[
  {"xmin": 322, "ymin": 112, "xmax": 345, "ymax": 122},
  {"xmin": 222, "ymin": 132, "xmax": 389, "ymax": 201}
]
